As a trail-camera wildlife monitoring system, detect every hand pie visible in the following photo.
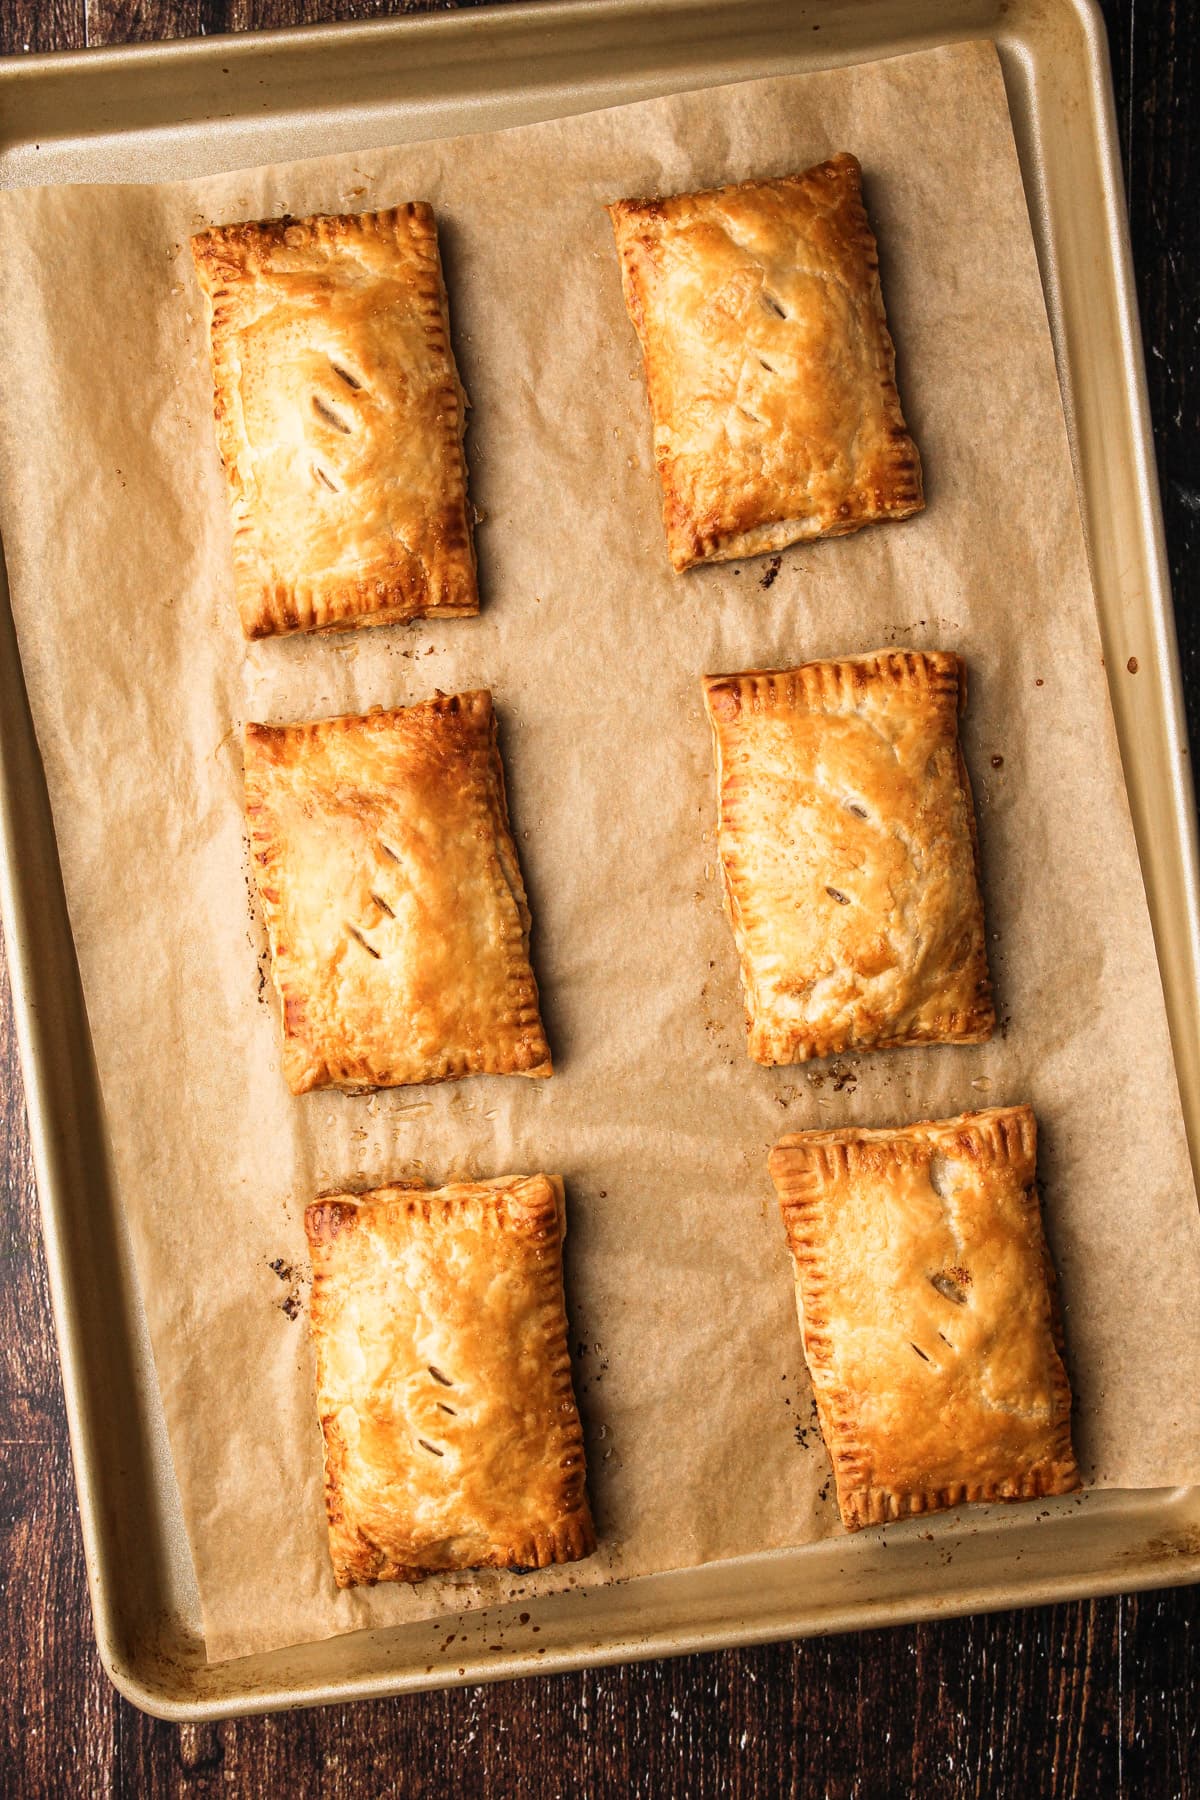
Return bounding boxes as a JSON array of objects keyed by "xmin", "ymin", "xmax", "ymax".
[
  {"xmin": 191, "ymin": 204, "xmax": 476, "ymax": 638},
  {"xmin": 607, "ymin": 154, "xmax": 923, "ymax": 572},
  {"xmin": 702, "ymin": 649, "xmax": 994, "ymax": 1064},
  {"xmin": 770, "ymin": 1106, "xmax": 1081, "ymax": 1531},
  {"xmin": 244, "ymin": 691, "xmax": 551, "ymax": 1094},
  {"xmin": 305, "ymin": 1174, "xmax": 596, "ymax": 1587}
]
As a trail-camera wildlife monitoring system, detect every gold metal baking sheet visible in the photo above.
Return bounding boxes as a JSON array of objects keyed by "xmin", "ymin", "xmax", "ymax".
[{"xmin": 0, "ymin": 0, "xmax": 1195, "ymax": 1719}]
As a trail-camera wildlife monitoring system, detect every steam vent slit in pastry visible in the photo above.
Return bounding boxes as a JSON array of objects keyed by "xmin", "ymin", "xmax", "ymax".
[
  {"xmin": 606, "ymin": 154, "xmax": 923, "ymax": 572},
  {"xmin": 769, "ymin": 1107, "xmax": 1081, "ymax": 1532},
  {"xmin": 702, "ymin": 649, "xmax": 994, "ymax": 1065},
  {"xmin": 305, "ymin": 1174, "xmax": 596, "ymax": 1587},
  {"xmin": 243, "ymin": 690, "xmax": 551, "ymax": 1094},
  {"xmin": 190, "ymin": 204, "xmax": 477, "ymax": 637}
]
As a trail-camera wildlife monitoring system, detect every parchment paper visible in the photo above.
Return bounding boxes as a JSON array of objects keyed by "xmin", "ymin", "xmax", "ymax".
[{"xmin": 1, "ymin": 41, "xmax": 1198, "ymax": 1664}]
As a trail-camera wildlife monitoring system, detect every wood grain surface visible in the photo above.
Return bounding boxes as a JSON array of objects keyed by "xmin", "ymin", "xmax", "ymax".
[{"xmin": 0, "ymin": 3, "xmax": 1196, "ymax": 1795}]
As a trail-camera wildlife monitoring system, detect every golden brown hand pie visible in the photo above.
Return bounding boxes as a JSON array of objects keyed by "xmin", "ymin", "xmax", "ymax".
[
  {"xmin": 244, "ymin": 691, "xmax": 551, "ymax": 1094},
  {"xmin": 305, "ymin": 1173, "xmax": 596, "ymax": 1587},
  {"xmin": 702, "ymin": 649, "xmax": 993, "ymax": 1064},
  {"xmin": 607, "ymin": 154, "xmax": 923, "ymax": 572},
  {"xmin": 191, "ymin": 204, "xmax": 476, "ymax": 637},
  {"xmin": 769, "ymin": 1106, "xmax": 1081, "ymax": 1532}
]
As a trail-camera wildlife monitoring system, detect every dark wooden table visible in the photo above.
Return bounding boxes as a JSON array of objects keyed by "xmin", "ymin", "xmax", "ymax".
[{"xmin": 2, "ymin": 3, "xmax": 1196, "ymax": 1795}]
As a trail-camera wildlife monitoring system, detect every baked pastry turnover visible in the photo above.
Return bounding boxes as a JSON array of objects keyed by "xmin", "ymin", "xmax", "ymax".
[
  {"xmin": 703, "ymin": 650, "xmax": 993, "ymax": 1064},
  {"xmin": 305, "ymin": 1174, "xmax": 596, "ymax": 1587},
  {"xmin": 244, "ymin": 691, "xmax": 551, "ymax": 1094},
  {"xmin": 607, "ymin": 154, "xmax": 923, "ymax": 572},
  {"xmin": 770, "ymin": 1107, "xmax": 1081, "ymax": 1531},
  {"xmin": 191, "ymin": 204, "xmax": 476, "ymax": 637}
]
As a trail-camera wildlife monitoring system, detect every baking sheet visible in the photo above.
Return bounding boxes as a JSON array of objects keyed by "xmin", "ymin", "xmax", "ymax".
[{"xmin": 0, "ymin": 38, "xmax": 1198, "ymax": 1665}]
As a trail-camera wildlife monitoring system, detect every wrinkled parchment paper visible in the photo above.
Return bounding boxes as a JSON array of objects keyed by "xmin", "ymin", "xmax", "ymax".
[{"xmin": 1, "ymin": 41, "xmax": 1198, "ymax": 1663}]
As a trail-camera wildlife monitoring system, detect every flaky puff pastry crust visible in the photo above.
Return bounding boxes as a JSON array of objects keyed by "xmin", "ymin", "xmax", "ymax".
[
  {"xmin": 191, "ymin": 205, "xmax": 476, "ymax": 638},
  {"xmin": 769, "ymin": 1107, "xmax": 1081, "ymax": 1532},
  {"xmin": 607, "ymin": 154, "xmax": 923, "ymax": 572},
  {"xmin": 244, "ymin": 691, "xmax": 551, "ymax": 1094},
  {"xmin": 703, "ymin": 650, "xmax": 994, "ymax": 1064},
  {"xmin": 305, "ymin": 1174, "xmax": 596, "ymax": 1587}
]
